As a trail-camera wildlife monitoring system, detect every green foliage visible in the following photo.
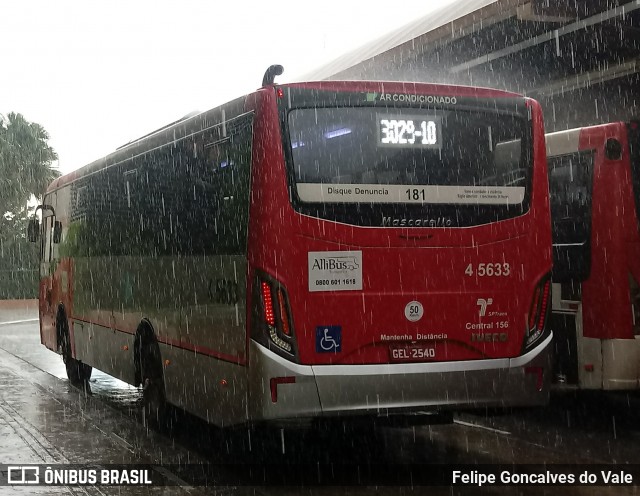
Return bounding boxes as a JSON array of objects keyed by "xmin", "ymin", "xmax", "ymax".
[
  {"xmin": 0, "ymin": 112, "xmax": 59, "ymax": 215},
  {"xmin": 0, "ymin": 112, "xmax": 58, "ymax": 298},
  {"xmin": 58, "ymin": 220, "xmax": 88, "ymax": 258},
  {"xmin": 0, "ymin": 207, "xmax": 39, "ymax": 298}
]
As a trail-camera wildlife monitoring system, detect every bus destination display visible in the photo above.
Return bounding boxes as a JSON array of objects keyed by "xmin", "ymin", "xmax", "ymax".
[{"xmin": 377, "ymin": 114, "xmax": 442, "ymax": 149}]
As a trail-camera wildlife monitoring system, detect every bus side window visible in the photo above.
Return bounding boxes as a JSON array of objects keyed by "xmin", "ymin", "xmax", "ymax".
[
  {"xmin": 202, "ymin": 117, "xmax": 253, "ymax": 255},
  {"xmin": 492, "ymin": 139, "xmax": 523, "ymax": 186},
  {"xmin": 117, "ymin": 113, "xmax": 254, "ymax": 258}
]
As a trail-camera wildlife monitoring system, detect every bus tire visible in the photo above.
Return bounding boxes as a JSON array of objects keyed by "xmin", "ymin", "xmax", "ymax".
[
  {"xmin": 135, "ymin": 322, "xmax": 174, "ymax": 432},
  {"xmin": 57, "ymin": 308, "xmax": 92, "ymax": 386}
]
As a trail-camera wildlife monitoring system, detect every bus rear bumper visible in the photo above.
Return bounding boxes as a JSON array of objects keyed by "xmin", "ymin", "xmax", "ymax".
[{"xmin": 248, "ymin": 333, "xmax": 552, "ymax": 422}]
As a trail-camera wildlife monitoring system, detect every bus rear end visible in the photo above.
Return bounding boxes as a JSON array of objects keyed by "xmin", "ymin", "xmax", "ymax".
[{"xmin": 246, "ymin": 82, "xmax": 552, "ymax": 423}]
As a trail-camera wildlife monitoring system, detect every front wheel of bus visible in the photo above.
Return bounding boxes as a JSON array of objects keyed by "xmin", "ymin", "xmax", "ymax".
[{"xmin": 57, "ymin": 310, "xmax": 92, "ymax": 387}]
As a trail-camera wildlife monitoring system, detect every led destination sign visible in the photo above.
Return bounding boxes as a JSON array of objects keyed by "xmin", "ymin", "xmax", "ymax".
[{"xmin": 377, "ymin": 114, "xmax": 442, "ymax": 149}]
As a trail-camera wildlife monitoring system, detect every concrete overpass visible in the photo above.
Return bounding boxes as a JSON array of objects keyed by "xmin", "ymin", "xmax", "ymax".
[{"xmin": 301, "ymin": 0, "xmax": 640, "ymax": 131}]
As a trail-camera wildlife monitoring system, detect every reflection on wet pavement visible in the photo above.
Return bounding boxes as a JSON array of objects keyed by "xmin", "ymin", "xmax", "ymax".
[{"xmin": 88, "ymin": 370, "xmax": 142, "ymax": 411}]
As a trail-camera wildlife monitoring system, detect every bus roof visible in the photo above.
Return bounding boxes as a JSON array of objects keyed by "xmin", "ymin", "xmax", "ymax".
[
  {"xmin": 282, "ymin": 80, "xmax": 525, "ymax": 99},
  {"xmin": 47, "ymin": 94, "xmax": 249, "ymax": 193},
  {"xmin": 545, "ymin": 128, "xmax": 582, "ymax": 158},
  {"xmin": 47, "ymin": 80, "xmax": 527, "ymax": 194},
  {"xmin": 546, "ymin": 122, "xmax": 632, "ymax": 158}
]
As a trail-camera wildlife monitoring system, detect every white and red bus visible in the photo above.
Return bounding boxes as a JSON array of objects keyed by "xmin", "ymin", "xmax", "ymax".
[
  {"xmin": 30, "ymin": 70, "xmax": 553, "ymax": 428},
  {"xmin": 548, "ymin": 121, "xmax": 640, "ymax": 390}
]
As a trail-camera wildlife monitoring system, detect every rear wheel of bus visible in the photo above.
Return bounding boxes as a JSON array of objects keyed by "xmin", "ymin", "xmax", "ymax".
[{"xmin": 135, "ymin": 322, "xmax": 176, "ymax": 432}]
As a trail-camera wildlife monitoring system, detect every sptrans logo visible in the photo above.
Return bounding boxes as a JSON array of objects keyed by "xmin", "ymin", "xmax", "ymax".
[
  {"xmin": 476, "ymin": 298, "xmax": 493, "ymax": 317},
  {"xmin": 308, "ymin": 251, "xmax": 363, "ymax": 293}
]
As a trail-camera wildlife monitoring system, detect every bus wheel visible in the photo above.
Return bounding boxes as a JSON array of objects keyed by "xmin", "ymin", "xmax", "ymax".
[
  {"xmin": 136, "ymin": 325, "xmax": 173, "ymax": 431},
  {"xmin": 57, "ymin": 309, "xmax": 92, "ymax": 386}
]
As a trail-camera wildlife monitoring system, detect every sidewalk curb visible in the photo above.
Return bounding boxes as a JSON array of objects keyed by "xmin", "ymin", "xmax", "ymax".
[{"xmin": 0, "ymin": 299, "xmax": 38, "ymax": 309}]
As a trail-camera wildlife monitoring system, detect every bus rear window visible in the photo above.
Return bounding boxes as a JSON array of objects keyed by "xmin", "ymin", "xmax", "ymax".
[{"xmin": 288, "ymin": 107, "xmax": 529, "ymax": 207}]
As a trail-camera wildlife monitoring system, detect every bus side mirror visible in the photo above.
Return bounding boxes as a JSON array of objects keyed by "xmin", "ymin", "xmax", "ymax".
[
  {"xmin": 53, "ymin": 221, "xmax": 62, "ymax": 244},
  {"xmin": 27, "ymin": 218, "xmax": 40, "ymax": 243}
]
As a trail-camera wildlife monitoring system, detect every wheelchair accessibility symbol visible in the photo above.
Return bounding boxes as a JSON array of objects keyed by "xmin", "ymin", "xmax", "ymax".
[{"xmin": 316, "ymin": 326, "xmax": 342, "ymax": 353}]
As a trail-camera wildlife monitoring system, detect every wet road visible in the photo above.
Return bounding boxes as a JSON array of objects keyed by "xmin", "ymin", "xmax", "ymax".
[{"xmin": 1, "ymin": 303, "xmax": 639, "ymax": 495}]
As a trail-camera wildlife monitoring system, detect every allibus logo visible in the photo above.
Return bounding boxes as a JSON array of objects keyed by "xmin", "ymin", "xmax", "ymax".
[
  {"xmin": 308, "ymin": 251, "xmax": 363, "ymax": 293},
  {"xmin": 310, "ymin": 257, "xmax": 360, "ymax": 271}
]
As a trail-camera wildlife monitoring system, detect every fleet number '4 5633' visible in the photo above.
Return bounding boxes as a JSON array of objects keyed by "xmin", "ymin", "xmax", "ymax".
[{"xmin": 465, "ymin": 263, "xmax": 511, "ymax": 277}]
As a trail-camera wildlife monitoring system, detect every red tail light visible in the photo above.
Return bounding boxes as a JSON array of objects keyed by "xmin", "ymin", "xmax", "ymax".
[
  {"xmin": 261, "ymin": 282, "xmax": 276, "ymax": 327},
  {"xmin": 257, "ymin": 276, "xmax": 296, "ymax": 357},
  {"xmin": 528, "ymin": 285, "xmax": 541, "ymax": 329},
  {"xmin": 277, "ymin": 288, "xmax": 291, "ymax": 336},
  {"xmin": 537, "ymin": 280, "xmax": 551, "ymax": 331},
  {"xmin": 524, "ymin": 276, "xmax": 551, "ymax": 352}
]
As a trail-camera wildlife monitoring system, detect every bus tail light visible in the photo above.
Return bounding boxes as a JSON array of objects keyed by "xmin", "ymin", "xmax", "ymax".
[
  {"xmin": 523, "ymin": 275, "xmax": 551, "ymax": 352},
  {"xmin": 528, "ymin": 285, "xmax": 541, "ymax": 330},
  {"xmin": 261, "ymin": 282, "xmax": 276, "ymax": 327},
  {"xmin": 254, "ymin": 275, "xmax": 297, "ymax": 360},
  {"xmin": 277, "ymin": 288, "xmax": 291, "ymax": 336}
]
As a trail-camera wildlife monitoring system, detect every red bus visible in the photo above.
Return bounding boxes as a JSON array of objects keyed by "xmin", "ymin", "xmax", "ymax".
[
  {"xmin": 30, "ymin": 69, "xmax": 553, "ymax": 428},
  {"xmin": 548, "ymin": 122, "xmax": 640, "ymax": 390}
]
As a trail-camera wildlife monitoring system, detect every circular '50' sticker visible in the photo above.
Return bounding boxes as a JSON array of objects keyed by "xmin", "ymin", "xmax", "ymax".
[{"xmin": 404, "ymin": 301, "xmax": 424, "ymax": 322}]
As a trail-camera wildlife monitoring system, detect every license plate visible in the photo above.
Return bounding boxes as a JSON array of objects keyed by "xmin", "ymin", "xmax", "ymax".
[{"xmin": 389, "ymin": 344, "xmax": 437, "ymax": 363}]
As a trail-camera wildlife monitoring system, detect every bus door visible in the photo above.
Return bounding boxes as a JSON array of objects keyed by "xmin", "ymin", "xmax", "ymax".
[
  {"xmin": 628, "ymin": 121, "xmax": 640, "ymax": 322},
  {"xmin": 548, "ymin": 149, "xmax": 594, "ymax": 385},
  {"xmin": 38, "ymin": 196, "xmax": 61, "ymax": 352},
  {"xmin": 550, "ymin": 282, "xmax": 606, "ymax": 387}
]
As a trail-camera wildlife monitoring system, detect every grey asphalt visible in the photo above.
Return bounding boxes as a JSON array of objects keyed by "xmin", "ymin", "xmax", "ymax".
[{"xmin": 0, "ymin": 302, "xmax": 222, "ymax": 495}]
